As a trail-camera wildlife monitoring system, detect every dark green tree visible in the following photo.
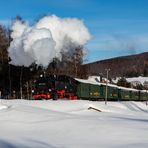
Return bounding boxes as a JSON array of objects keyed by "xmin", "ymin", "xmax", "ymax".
[{"xmin": 117, "ymin": 77, "xmax": 131, "ymax": 88}]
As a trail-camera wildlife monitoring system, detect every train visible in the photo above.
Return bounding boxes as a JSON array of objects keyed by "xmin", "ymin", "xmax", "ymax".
[
  {"xmin": 33, "ymin": 75, "xmax": 78, "ymax": 100},
  {"xmin": 33, "ymin": 75, "xmax": 148, "ymax": 101}
]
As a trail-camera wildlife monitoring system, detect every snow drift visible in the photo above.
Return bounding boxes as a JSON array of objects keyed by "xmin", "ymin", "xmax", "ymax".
[{"xmin": 1, "ymin": 100, "xmax": 148, "ymax": 148}]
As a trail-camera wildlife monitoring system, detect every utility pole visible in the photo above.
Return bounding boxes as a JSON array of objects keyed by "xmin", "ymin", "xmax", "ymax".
[
  {"xmin": 105, "ymin": 69, "xmax": 110, "ymax": 105},
  {"xmin": 20, "ymin": 66, "xmax": 23, "ymax": 99},
  {"xmin": 26, "ymin": 81, "xmax": 29, "ymax": 100},
  {"xmin": 8, "ymin": 61, "xmax": 11, "ymax": 99},
  {"xmin": 8, "ymin": 30, "xmax": 11, "ymax": 99}
]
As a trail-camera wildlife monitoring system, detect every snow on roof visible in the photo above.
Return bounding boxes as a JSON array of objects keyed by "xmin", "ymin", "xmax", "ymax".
[
  {"xmin": 118, "ymin": 86, "xmax": 139, "ymax": 92},
  {"xmin": 75, "ymin": 78, "xmax": 101, "ymax": 85},
  {"xmin": 75, "ymin": 78, "xmax": 119, "ymax": 88},
  {"xmin": 75, "ymin": 77, "xmax": 148, "ymax": 92},
  {"xmin": 141, "ymin": 90, "xmax": 148, "ymax": 93}
]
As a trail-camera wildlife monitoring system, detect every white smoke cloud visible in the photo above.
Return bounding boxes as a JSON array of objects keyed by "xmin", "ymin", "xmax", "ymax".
[{"xmin": 8, "ymin": 15, "xmax": 91, "ymax": 67}]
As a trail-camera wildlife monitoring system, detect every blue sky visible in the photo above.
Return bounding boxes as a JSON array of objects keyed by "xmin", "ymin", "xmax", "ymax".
[{"xmin": 1, "ymin": 0, "xmax": 148, "ymax": 63}]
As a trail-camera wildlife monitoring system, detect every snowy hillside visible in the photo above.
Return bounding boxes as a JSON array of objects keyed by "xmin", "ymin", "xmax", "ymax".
[
  {"xmin": 126, "ymin": 76, "xmax": 148, "ymax": 85},
  {"xmin": 112, "ymin": 76, "xmax": 148, "ymax": 87},
  {"xmin": 0, "ymin": 100, "xmax": 148, "ymax": 148}
]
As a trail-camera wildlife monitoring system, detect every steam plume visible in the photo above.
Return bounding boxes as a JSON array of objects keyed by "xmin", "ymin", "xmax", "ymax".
[{"xmin": 8, "ymin": 15, "xmax": 91, "ymax": 67}]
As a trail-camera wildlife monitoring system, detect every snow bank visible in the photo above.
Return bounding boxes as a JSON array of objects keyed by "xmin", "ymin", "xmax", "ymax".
[
  {"xmin": 0, "ymin": 100, "xmax": 148, "ymax": 148},
  {"xmin": 0, "ymin": 102, "xmax": 8, "ymax": 110}
]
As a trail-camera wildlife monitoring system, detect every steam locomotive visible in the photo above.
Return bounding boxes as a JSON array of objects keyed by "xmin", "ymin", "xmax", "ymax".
[
  {"xmin": 33, "ymin": 75, "xmax": 78, "ymax": 100},
  {"xmin": 33, "ymin": 75, "xmax": 148, "ymax": 101}
]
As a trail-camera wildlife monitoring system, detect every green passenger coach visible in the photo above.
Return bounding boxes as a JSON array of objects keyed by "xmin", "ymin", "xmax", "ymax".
[{"xmin": 75, "ymin": 78, "xmax": 148, "ymax": 101}]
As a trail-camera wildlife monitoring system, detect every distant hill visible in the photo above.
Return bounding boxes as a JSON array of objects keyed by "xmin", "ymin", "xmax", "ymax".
[{"xmin": 82, "ymin": 52, "xmax": 148, "ymax": 78}]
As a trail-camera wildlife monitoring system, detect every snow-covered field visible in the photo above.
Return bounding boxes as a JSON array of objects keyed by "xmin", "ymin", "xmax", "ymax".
[{"xmin": 0, "ymin": 99, "xmax": 148, "ymax": 148}]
